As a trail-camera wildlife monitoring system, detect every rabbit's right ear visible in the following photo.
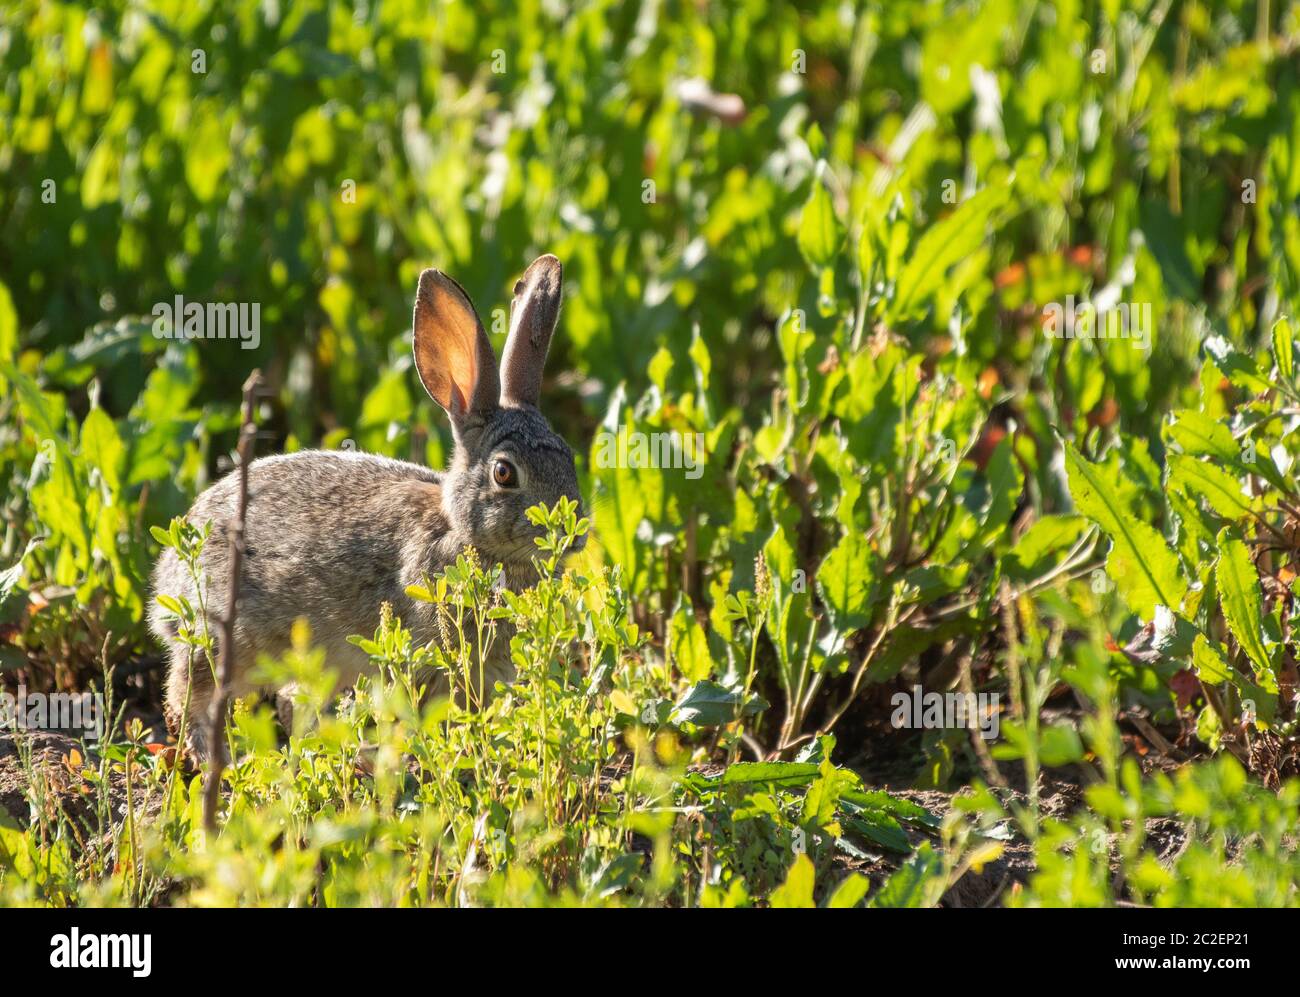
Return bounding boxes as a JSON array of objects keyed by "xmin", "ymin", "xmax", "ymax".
[
  {"xmin": 500, "ymin": 254, "xmax": 563, "ymax": 408},
  {"xmin": 413, "ymin": 269, "xmax": 500, "ymax": 427}
]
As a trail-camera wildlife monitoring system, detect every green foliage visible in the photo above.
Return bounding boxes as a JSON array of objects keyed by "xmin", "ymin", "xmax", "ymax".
[
  {"xmin": 1011, "ymin": 755, "xmax": 1300, "ymax": 908},
  {"xmin": 1, "ymin": 505, "xmax": 950, "ymax": 907},
  {"xmin": 3, "ymin": 0, "xmax": 1300, "ymax": 907}
]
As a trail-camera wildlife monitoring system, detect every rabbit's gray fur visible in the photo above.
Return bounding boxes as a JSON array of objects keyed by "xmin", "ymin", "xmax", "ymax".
[{"xmin": 149, "ymin": 256, "xmax": 582, "ymax": 759}]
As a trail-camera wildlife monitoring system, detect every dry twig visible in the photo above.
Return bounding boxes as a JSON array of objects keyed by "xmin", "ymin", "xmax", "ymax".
[{"xmin": 202, "ymin": 370, "xmax": 263, "ymax": 833}]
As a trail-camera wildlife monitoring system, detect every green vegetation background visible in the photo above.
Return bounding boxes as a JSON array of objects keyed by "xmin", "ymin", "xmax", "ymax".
[{"xmin": 1, "ymin": 0, "xmax": 1300, "ymax": 906}]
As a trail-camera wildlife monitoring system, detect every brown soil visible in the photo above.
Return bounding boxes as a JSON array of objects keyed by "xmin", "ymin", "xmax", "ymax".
[{"xmin": 0, "ymin": 730, "xmax": 166, "ymax": 836}]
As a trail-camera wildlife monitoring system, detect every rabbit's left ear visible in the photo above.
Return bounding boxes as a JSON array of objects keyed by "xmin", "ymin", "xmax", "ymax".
[
  {"xmin": 500, "ymin": 255, "xmax": 563, "ymax": 408},
  {"xmin": 413, "ymin": 269, "xmax": 500, "ymax": 426}
]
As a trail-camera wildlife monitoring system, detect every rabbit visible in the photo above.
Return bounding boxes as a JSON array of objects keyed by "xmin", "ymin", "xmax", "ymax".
[{"xmin": 148, "ymin": 255, "xmax": 583, "ymax": 760}]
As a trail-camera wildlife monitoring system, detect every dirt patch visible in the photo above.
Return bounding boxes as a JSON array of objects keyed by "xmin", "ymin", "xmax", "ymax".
[{"xmin": 0, "ymin": 730, "xmax": 165, "ymax": 837}]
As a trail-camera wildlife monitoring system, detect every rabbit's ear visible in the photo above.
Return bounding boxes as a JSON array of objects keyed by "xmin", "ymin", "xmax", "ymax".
[
  {"xmin": 500, "ymin": 254, "xmax": 563, "ymax": 408},
  {"xmin": 413, "ymin": 269, "xmax": 500, "ymax": 425}
]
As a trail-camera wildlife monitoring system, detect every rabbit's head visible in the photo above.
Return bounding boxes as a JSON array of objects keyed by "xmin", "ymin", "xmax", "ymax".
[{"xmin": 413, "ymin": 254, "xmax": 584, "ymax": 569}]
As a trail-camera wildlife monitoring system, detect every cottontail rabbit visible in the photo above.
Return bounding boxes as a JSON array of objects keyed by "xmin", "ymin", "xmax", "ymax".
[{"xmin": 149, "ymin": 255, "xmax": 582, "ymax": 759}]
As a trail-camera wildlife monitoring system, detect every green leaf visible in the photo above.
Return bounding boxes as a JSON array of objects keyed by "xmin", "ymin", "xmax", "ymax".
[
  {"xmin": 801, "ymin": 759, "xmax": 859, "ymax": 828},
  {"xmin": 1215, "ymin": 530, "xmax": 1275, "ymax": 685},
  {"xmin": 796, "ymin": 162, "xmax": 843, "ymax": 268},
  {"xmin": 1168, "ymin": 454, "xmax": 1253, "ymax": 519},
  {"xmin": 0, "ymin": 281, "xmax": 16, "ymax": 389},
  {"xmin": 1272, "ymin": 316, "xmax": 1294, "ymax": 382},
  {"xmin": 825, "ymin": 873, "xmax": 870, "ymax": 908},
  {"xmin": 868, "ymin": 842, "xmax": 945, "ymax": 907},
  {"xmin": 971, "ymin": 435, "xmax": 1024, "ymax": 546},
  {"xmin": 80, "ymin": 406, "xmax": 124, "ymax": 496},
  {"xmin": 668, "ymin": 680, "xmax": 766, "ymax": 727},
  {"xmin": 1003, "ymin": 515, "xmax": 1088, "ymax": 580},
  {"xmin": 1065, "ymin": 442, "xmax": 1187, "ymax": 619},
  {"xmin": 892, "ymin": 185, "xmax": 1011, "ymax": 317},
  {"xmin": 688, "ymin": 325, "xmax": 711, "ymax": 396},
  {"xmin": 1140, "ymin": 199, "xmax": 1200, "ymax": 300},
  {"xmin": 769, "ymin": 853, "xmax": 816, "ymax": 908},
  {"xmin": 154, "ymin": 594, "xmax": 185, "ymax": 618},
  {"xmin": 717, "ymin": 761, "xmax": 821, "ymax": 788},
  {"xmin": 844, "ymin": 810, "xmax": 911, "ymax": 853},
  {"xmin": 806, "ymin": 122, "xmax": 827, "ymax": 160},
  {"xmin": 1192, "ymin": 634, "xmax": 1233, "ymax": 685},
  {"xmin": 815, "ymin": 529, "xmax": 878, "ymax": 642},
  {"xmin": 1203, "ymin": 335, "xmax": 1271, "ymax": 394},
  {"xmin": 1038, "ymin": 724, "xmax": 1085, "ymax": 767},
  {"xmin": 841, "ymin": 789, "xmax": 941, "ymax": 829},
  {"xmin": 1165, "ymin": 409, "xmax": 1240, "ymax": 464},
  {"xmin": 184, "ymin": 104, "xmax": 231, "ymax": 203},
  {"xmin": 1151, "ymin": 605, "xmax": 1199, "ymax": 659},
  {"xmin": 647, "ymin": 345, "xmax": 674, "ymax": 394},
  {"xmin": 668, "ymin": 600, "xmax": 713, "ymax": 682}
]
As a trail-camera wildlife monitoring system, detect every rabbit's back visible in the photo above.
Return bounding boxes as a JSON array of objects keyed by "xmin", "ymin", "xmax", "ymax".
[{"xmin": 151, "ymin": 450, "xmax": 451, "ymax": 701}]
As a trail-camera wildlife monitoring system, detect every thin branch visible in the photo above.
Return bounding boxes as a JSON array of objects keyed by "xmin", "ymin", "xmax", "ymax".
[{"xmin": 203, "ymin": 370, "xmax": 263, "ymax": 833}]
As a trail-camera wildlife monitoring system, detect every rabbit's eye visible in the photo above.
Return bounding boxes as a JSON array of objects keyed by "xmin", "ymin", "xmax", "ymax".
[{"xmin": 492, "ymin": 459, "xmax": 518, "ymax": 488}]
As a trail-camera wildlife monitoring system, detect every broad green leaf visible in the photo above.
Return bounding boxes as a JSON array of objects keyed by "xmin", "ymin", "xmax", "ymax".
[
  {"xmin": 155, "ymin": 593, "xmax": 185, "ymax": 618},
  {"xmin": 841, "ymin": 789, "xmax": 941, "ymax": 829},
  {"xmin": 647, "ymin": 346, "xmax": 673, "ymax": 394},
  {"xmin": 815, "ymin": 529, "xmax": 878, "ymax": 639},
  {"xmin": 1168, "ymin": 454, "xmax": 1252, "ymax": 519},
  {"xmin": 844, "ymin": 810, "xmax": 911, "ymax": 853},
  {"xmin": 717, "ymin": 761, "xmax": 820, "ymax": 788},
  {"xmin": 769, "ymin": 853, "xmax": 816, "ymax": 908},
  {"xmin": 826, "ymin": 873, "xmax": 870, "ymax": 908},
  {"xmin": 668, "ymin": 680, "xmax": 766, "ymax": 727},
  {"xmin": 1003, "ymin": 514, "xmax": 1088, "ymax": 580},
  {"xmin": 1192, "ymin": 634, "xmax": 1233, "ymax": 685},
  {"xmin": 1038, "ymin": 724, "xmax": 1085, "ymax": 767},
  {"xmin": 1166, "ymin": 409, "xmax": 1286, "ymax": 491},
  {"xmin": 1065, "ymin": 442, "xmax": 1187, "ymax": 619},
  {"xmin": 1203, "ymin": 335, "xmax": 1271, "ymax": 394},
  {"xmin": 80, "ymin": 406, "xmax": 124, "ymax": 496},
  {"xmin": 1215, "ymin": 531, "xmax": 1275, "ymax": 684},
  {"xmin": 668, "ymin": 600, "xmax": 713, "ymax": 682},
  {"xmin": 892, "ymin": 186, "xmax": 1011, "ymax": 317},
  {"xmin": 868, "ymin": 843, "xmax": 946, "ymax": 908},
  {"xmin": 150, "ymin": 525, "xmax": 173, "ymax": 548},
  {"xmin": 801, "ymin": 759, "xmax": 859, "ymax": 829},
  {"xmin": 1151, "ymin": 605, "xmax": 1199, "ymax": 658},
  {"xmin": 796, "ymin": 162, "xmax": 843, "ymax": 268},
  {"xmin": 1165, "ymin": 409, "xmax": 1240, "ymax": 465}
]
